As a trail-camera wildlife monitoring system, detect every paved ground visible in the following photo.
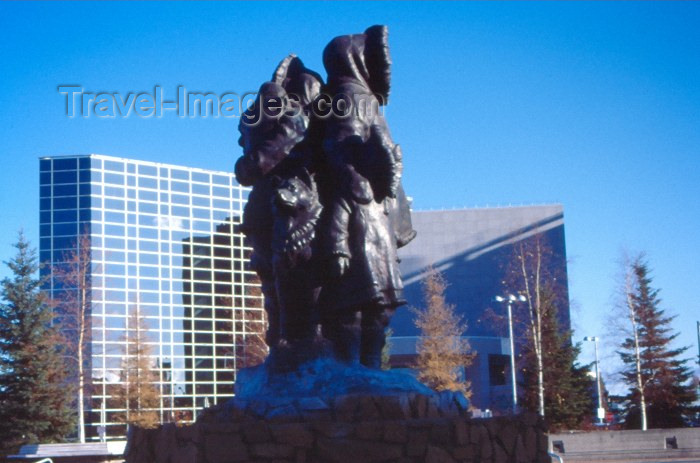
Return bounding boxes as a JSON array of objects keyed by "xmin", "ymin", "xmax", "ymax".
[
  {"xmin": 621, "ymin": 460, "xmax": 700, "ymax": 463},
  {"xmin": 616, "ymin": 461, "xmax": 700, "ymax": 463},
  {"xmin": 561, "ymin": 460, "xmax": 700, "ymax": 463}
]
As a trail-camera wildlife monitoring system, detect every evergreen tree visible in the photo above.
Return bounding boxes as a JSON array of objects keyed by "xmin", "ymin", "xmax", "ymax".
[
  {"xmin": 412, "ymin": 268, "xmax": 474, "ymax": 396},
  {"xmin": 520, "ymin": 288, "xmax": 594, "ymax": 431},
  {"xmin": 0, "ymin": 233, "xmax": 75, "ymax": 453},
  {"xmin": 617, "ymin": 256, "xmax": 697, "ymax": 429},
  {"xmin": 112, "ymin": 306, "xmax": 161, "ymax": 429}
]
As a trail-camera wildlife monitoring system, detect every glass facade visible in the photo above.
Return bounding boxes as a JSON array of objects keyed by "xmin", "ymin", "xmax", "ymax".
[{"xmin": 39, "ymin": 154, "xmax": 263, "ymax": 440}]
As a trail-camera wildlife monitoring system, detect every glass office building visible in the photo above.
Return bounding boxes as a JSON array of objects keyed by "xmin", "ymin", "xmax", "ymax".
[{"xmin": 39, "ymin": 154, "xmax": 263, "ymax": 440}]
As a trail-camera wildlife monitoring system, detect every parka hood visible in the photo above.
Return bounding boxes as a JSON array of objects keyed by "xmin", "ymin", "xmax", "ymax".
[
  {"xmin": 323, "ymin": 25, "xmax": 391, "ymax": 104},
  {"xmin": 235, "ymin": 55, "xmax": 322, "ymax": 186}
]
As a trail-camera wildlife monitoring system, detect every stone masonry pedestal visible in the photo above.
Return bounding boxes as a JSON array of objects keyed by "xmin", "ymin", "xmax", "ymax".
[{"xmin": 125, "ymin": 392, "xmax": 549, "ymax": 463}]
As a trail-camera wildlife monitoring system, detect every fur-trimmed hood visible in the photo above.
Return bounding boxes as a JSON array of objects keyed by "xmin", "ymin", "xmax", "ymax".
[
  {"xmin": 322, "ymin": 25, "xmax": 391, "ymax": 104},
  {"xmin": 235, "ymin": 55, "xmax": 322, "ymax": 186}
]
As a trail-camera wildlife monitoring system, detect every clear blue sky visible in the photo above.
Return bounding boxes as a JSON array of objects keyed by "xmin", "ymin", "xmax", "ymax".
[{"xmin": 1, "ymin": 1, "xmax": 699, "ymax": 388}]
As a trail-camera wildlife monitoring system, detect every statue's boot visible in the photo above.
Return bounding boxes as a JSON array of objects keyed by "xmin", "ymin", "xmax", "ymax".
[
  {"xmin": 360, "ymin": 325, "xmax": 386, "ymax": 369},
  {"xmin": 326, "ymin": 311, "xmax": 362, "ymax": 365}
]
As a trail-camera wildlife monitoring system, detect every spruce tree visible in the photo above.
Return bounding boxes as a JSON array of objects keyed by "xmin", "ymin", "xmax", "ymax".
[
  {"xmin": 617, "ymin": 256, "xmax": 697, "ymax": 429},
  {"xmin": 0, "ymin": 232, "xmax": 75, "ymax": 453},
  {"xmin": 412, "ymin": 268, "xmax": 474, "ymax": 396}
]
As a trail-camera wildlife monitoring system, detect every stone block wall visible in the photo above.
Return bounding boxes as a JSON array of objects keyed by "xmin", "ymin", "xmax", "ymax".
[
  {"xmin": 548, "ymin": 427, "xmax": 700, "ymax": 462},
  {"xmin": 125, "ymin": 393, "xmax": 549, "ymax": 463}
]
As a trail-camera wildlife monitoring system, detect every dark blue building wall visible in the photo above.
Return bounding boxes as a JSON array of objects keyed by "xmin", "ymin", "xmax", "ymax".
[
  {"xmin": 389, "ymin": 205, "xmax": 570, "ymax": 411},
  {"xmin": 391, "ymin": 205, "xmax": 570, "ymax": 338}
]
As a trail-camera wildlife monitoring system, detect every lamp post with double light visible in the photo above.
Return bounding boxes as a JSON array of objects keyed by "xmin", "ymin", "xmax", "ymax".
[
  {"xmin": 495, "ymin": 294, "xmax": 526, "ymax": 415},
  {"xmin": 584, "ymin": 335, "xmax": 605, "ymax": 425}
]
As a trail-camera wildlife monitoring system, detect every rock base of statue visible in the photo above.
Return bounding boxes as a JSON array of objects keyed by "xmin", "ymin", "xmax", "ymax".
[
  {"xmin": 234, "ymin": 349, "xmax": 435, "ymax": 399},
  {"xmin": 125, "ymin": 356, "xmax": 550, "ymax": 463}
]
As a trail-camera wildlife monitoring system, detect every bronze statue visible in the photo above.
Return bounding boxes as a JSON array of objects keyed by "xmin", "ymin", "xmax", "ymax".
[
  {"xmin": 235, "ymin": 55, "xmax": 323, "ymax": 351},
  {"xmin": 234, "ymin": 26, "xmax": 415, "ymax": 370},
  {"xmin": 124, "ymin": 30, "xmax": 476, "ymax": 463}
]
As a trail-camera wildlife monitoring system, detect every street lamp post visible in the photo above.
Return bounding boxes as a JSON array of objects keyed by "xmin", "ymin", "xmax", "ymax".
[
  {"xmin": 584, "ymin": 336, "xmax": 605, "ymax": 425},
  {"xmin": 696, "ymin": 321, "xmax": 700, "ymax": 399},
  {"xmin": 495, "ymin": 294, "xmax": 526, "ymax": 415},
  {"xmin": 696, "ymin": 321, "xmax": 700, "ymax": 367}
]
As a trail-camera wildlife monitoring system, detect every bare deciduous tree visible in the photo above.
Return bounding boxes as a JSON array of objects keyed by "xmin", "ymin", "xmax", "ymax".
[
  {"xmin": 236, "ymin": 308, "xmax": 269, "ymax": 369},
  {"xmin": 496, "ymin": 233, "xmax": 595, "ymax": 429},
  {"xmin": 502, "ymin": 233, "xmax": 565, "ymax": 418},
  {"xmin": 515, "ymin": 237, "xmax": 545, "ymax": 416},
  {"xmin": 52, "ymin": 232, "xmax": 93, "ymax": 443},
  {"xmin": 236, "ymin": 277, "xmax": 269, "ymax": 369}
]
